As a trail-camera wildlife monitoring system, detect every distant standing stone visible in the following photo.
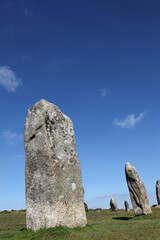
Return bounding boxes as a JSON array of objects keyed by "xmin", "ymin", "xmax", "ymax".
[
  {"xmin": 155, "ymin": 205, "xmax": 160, "ymax": 208},
  {"xmin": 125, "ymin": 162, "xmax": 152, "ymax": 215},
  {"xmin": 156, "ymin": 179, "xmax": 160, "ymax": 205},
  {"xmin": 24, "ymin": 99, "xmax": 87, "ymax": 231},
  {"xmin": 124, "ymin": 200, "xmax": 130, "ymax": 211},
  {"xmin": 110, "ymin": 197, "xmax": 117, "ymax": 211}
]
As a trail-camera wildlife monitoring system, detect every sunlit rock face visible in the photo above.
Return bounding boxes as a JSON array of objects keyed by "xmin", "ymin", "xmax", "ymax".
[
  {"xmin": 24, "ymin": 99, "xmax": 87, "ymax": 231},
  {"xmin": 124, "ymin": 200, "xmax": 130, "ymax": 211},
  {"xmin": 156, "ymin": 179, "xmax": 160, "ymax": 205},
  {"xmin": 110, "ymin": 197, "xmax": 117, "ymax": 211},
  {"xmin": 125, "ymin": 162, "xmax": 152, "ymax": 216}
]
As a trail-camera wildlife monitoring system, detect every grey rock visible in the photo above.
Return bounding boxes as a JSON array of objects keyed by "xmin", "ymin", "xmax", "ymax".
[
  {"xmin": 156, "ymin": 179, "xmax": 160, "ymax": 205},
  {"xmin": 24, "ymin": 99, "xmax": 87, "ymax": 231},
  {"xmin": 151, "ymin": 204, "xmax": 158, "ymax": 208},
  {"xmin": 124, "ymin": 200, "xmax": 130, "ymax": 211},
  {"xmin": 110, "ymin": 197, "xmax": 117, "ymax": 211},
  {"xmin": 151, "ymin": 204, "xmax": 160, "ymax": 208},
  {"xmin": 155, "ymin": 205, "xmax": 160, "ymax": 208},
  {"xmin": 125, "ymin": 162, "xmax": 152, "ymax": 215}
]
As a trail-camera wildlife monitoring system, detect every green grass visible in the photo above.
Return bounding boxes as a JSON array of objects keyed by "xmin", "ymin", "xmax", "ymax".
[
  {"xmin": 0, "ymin": 208, "xmax": 160, "ymax": 240},
  {"xmin": 0, "ymin": 210, "xmax": 26, "ymax": 240}
]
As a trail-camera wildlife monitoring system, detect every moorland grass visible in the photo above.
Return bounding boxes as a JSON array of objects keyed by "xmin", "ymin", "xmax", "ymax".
[{"xmin": 0, "ymin": 208, "xmax": 160, "ymax": 240}]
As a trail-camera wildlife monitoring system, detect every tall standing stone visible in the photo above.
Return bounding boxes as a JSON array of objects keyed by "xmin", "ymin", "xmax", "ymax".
[
  {"xmin": 125, "ymin": 162, "xmax": 152, "ymax": 215},
  {"xmin": 156, "ymin": 179, "xmax": 160, "ymax": 205},
  {"xmin": 24, "ymin": 99, "xmax": 87, "ymax": 231},
  {"xmin": 124, "ymin": 200, "xmax": 130, "ymax": 211},
  {"xmin": 110, "ymin": 197, "xmax": 117, "ymax": 211}
]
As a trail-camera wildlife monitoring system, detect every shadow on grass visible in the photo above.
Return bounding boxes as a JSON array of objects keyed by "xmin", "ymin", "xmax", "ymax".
[{"xmin": 113, "ymin": 217, "xmax": 133, "ymax": 220}]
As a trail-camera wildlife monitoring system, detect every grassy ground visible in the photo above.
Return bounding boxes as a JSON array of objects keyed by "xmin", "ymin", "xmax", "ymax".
[
  {"xmin": 0, "ymin": 210, "xmax": 26, "ymax": 239},
  {"xmin": 0, "ymin": 208, "xmax": 160, "ymax": 240}
]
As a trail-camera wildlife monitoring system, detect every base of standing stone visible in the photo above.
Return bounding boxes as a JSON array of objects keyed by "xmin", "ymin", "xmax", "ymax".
[{"xmin": 26, "ymin": 201, "xmax": 87, "ymax": 231}]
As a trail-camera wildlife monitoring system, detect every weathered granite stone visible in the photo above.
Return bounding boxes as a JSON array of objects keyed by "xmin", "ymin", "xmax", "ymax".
[
  {"xmin": 24, "ymin": 99, "xmax": 87, "ymax": 231},
  {"xmin": 156, "ymin": 179, "xmax": 160, "ymax": 205},
  {"xmin": 110, "ymin": 197, "xmax": 117, "ymax": 211},
  {"xmin": 125, "ymin": 162, "xmax": 152, "ymax": 215},
  {"xmin": 124, "ymin": 200, "xmax": 130, "ymax": 211}
]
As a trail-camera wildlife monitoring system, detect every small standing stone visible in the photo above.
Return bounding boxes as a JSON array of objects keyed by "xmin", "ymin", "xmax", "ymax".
[
  {"xmin": 156, "ymin": 179, "xmax": 160, "ymax": 205},
  {"xmin": 24, "ymin": 99, "xmax": 87, "ymax": 231},
  {"xmin": 124, "ymin": 200, "xmax": 130, "ymax": 211},
  {"xmin": 110, "ymin": 197, "xmax": 117, "ymax": 211},
  {"xmin": 125, "ymin": 162, "xmax": 152, "ymax": 215}
]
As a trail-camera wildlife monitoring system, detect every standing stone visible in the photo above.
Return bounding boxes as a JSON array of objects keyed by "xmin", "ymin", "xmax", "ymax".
[
  {"xmin": 110, "ymin": 197, "xmax": 117, "ymax": 211},
  {"xmin": 124, "ymin": 200, "xmax": 130, "ymax": 211},
  {"xmin": 125, "ymin": 162, "xmax": 152, "ymax": 215},
  {"xmin": 24, "ymin": 99, "xmax": 87, "ymax": 231},
  {"xmin": 156, "ymin": 179, "xmax": 160, "ymax": 205}
]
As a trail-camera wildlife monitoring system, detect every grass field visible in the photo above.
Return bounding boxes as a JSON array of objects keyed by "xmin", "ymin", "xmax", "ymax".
[{"xmin": 0, "ymin": 208, "xmax": 160, "ymax": 240}]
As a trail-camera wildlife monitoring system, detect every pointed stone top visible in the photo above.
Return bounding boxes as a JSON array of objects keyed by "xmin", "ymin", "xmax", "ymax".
[
  {"xmin": 28, "ymin": 99, "xmax": 58, "ymax": 112},
  {"xmin": 125, "ymin": 162, "xmax": 139, "ymax": 180},
  {"xmin": 37, "ymin": 99, "xmax": 48, "ymax": 103},
  {"xmin": 25, "ymin": 99, "xmax": 70, "ymax": 144},
  {"xmin": 125, "ymin": 162, "xmax": 134, "ymax": 173},
  {"xmin": 34, "ymin": 99, "xmax": 51, "ymax": 104},
  {"xmin": 125, "ymin": 162, "xmax": 131, "ymax": 168},
  {"xmin": 156, "ymin": 179, "xmax": 160, "ymax": 185},
  {"xmin": 31, "ymin": 99, "xmax": 51, "ymax": 107}
]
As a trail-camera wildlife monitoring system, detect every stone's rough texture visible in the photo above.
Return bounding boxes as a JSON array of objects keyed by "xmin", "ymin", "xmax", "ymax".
[
  {"xmin": 124, "ymin": 200, "xmax": 130, "ymax": 211},
  {"xmin": 125, "ymin": 162, "xmax": 152, "ymax": 216},
  {"xmin": 156, "ymin": 180, "xmax": 160, "ymax": 205},
  {"xmin": 110, "ymin": 197, "xmax": 117, "ymax": 211},
  {"xmin": 24, "ymin": 99, "xmax": 87, "ymax": 231}
]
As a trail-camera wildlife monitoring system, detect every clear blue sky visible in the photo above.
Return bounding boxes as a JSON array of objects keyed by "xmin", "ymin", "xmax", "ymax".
[{"xmin": 0, "ymin": 0, "xmax": 160, "ymax": 210}]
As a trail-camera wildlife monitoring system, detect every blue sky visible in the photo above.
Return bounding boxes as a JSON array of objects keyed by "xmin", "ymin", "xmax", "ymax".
[{"xmin": 0, "ymin": 0, "xmax": 160, "ymax": 210}]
